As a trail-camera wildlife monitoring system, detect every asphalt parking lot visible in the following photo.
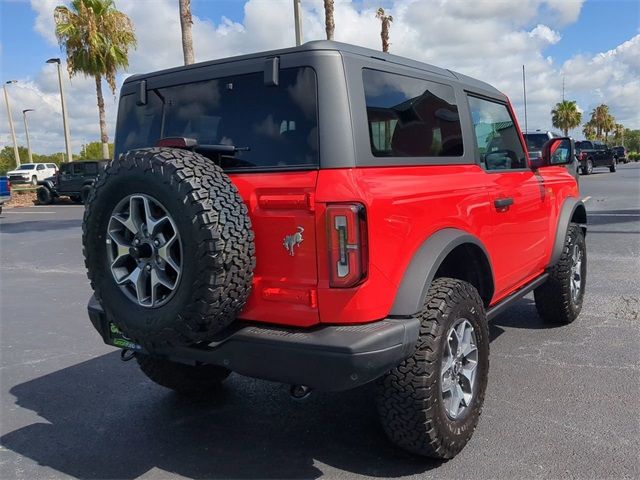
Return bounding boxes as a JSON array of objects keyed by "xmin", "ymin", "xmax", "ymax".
[{"xmin": 1, "ymin": 163, "xmax": 639, "ymax": 479}]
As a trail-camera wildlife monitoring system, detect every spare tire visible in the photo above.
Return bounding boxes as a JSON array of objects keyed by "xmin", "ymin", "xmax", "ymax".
[{"xmin": 83, "ymin": 148, "xmax": 255, "ymax": 349}]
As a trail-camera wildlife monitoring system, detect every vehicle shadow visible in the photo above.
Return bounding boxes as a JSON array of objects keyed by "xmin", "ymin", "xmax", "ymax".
[
  {"xmin": 1, "ymin": 298, "xmax": 553, "ymax": 479},
  {"xmin": 1, "ymin": 352, "xmax": 438, "ymax": 479},
  {"xmin": 0, "ymin": 219, "xmax": 82, "ymax": 234}
]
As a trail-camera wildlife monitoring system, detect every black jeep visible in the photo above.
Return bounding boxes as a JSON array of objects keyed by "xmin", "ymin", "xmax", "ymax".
[{"xmin": 37, "ymin": 160, "xmax": 107, "ymax": 205}]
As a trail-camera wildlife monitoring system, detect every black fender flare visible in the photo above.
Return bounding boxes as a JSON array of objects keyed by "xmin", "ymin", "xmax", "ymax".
[
  {"xmin": 37, "ymin": 179, "xmax": 55, "ymax": 190},
  {"xmin": 550, "ymin": 198, "xmax": 587, "ymax": 267},
  {"xmin": 390, "ymin": 228, "xmax": 494, "ymax": 316}
]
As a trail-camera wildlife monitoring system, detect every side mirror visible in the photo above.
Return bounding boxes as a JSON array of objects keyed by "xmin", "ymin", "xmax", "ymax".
[{"xmin": 539, "ymin": 137, "xmax": 574, "ymax": 168}]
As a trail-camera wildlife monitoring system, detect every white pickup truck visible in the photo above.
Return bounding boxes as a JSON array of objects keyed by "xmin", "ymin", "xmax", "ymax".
[{"xmin": 7, "ymin": 163, "xmax": 58, "ymax": 185}]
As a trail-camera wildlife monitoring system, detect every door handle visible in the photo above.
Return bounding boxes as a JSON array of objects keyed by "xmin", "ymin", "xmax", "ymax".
[{"xmin": 494, "ymin": 197, "xmax": 514, "ymax": 210}]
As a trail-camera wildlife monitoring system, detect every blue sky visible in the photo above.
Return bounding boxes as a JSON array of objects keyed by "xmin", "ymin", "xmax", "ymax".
[
  {"xmin": 1, "ymin": 0, "xmax": 638, "ymax": 154},
  {"xmin": 2, "ymin": 0, "xmax": 637, "ymax": 81}
]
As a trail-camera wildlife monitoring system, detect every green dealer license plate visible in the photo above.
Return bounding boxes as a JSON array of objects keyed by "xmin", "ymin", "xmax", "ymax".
[{"xmin": 108, "ymin": 322, "xmax": 142, "ymax": 350}]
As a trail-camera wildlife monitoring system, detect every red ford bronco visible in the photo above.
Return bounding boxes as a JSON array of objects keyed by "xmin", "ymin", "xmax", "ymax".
[{"xmin": 84, "ymin": 41, "xmax": 587, "ymax": 459}]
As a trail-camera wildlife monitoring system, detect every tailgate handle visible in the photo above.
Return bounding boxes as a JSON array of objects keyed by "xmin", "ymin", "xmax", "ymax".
[{"xmin": 494, "ymin": 197, "xmax": 514, "ymax": 210}]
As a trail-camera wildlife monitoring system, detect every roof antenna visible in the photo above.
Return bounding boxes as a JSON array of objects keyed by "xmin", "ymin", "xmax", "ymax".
[
  {"xmin": 293, "ymin": 0, "xmax": 303, "ymax": 46},
  {"xmin": 522, "ymin": 65, "xmax": 528, "ymax": 134}
]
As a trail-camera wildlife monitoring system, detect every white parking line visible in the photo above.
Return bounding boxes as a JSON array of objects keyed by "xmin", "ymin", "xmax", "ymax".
[
  {"xmin": 2, "ymin": 211, "xmax": 56, "ymax": 214},
  {"xmin": 588, "ymin": 213, "xmax": 640, "ymax": 217}
]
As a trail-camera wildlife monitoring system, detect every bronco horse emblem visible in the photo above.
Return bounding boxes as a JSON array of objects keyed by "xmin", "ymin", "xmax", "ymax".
[{"xmin": 283, "ymin": 226, "xmax": 304, "ymax": 256}]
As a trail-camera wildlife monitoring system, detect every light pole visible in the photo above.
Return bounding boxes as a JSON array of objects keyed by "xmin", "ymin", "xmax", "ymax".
[
  {"xmin": 22, "ymin": 109, "xmax": 35, "ymax": 164},
  {"xmin": 46, "ymin": 58, "xmax": 72, "ymax": 163},
  {"xmin": 3, "ymin": 80, "xmax": 20, "ymax": 167}
]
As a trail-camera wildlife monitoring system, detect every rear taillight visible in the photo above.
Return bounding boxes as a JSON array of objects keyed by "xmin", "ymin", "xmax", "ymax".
[
  {"xmin": 326, "ymin": 203, "xmax": 368, "ymax": 288},
  {"xmin": 7, "ymin": 181, "xmax": 11, "ymax": 193}
]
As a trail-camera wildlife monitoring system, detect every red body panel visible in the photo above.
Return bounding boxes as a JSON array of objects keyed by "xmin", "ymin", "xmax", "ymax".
[
  {"xmin": 230, "ymin": 171, "xmax": 319, "ymax": 327},
  {"xmin": 229, "ymin": 161, "xmax": 577, "ymax": 326}
]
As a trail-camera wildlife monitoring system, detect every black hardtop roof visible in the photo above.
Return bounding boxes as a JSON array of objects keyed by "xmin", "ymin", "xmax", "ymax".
[{"xmin": 123, "ymin": 40, "xmax": 503, "ymax": 97}]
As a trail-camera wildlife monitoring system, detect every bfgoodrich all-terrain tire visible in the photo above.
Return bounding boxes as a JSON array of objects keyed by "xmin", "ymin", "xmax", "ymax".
[
  {"xmin": 83, "ymin": 148, "xmax": 255, "ymax": 349},
  {"xmin": 376, "ymin": 278, "xmax": 490, "ymax": 459},
  {"xmin": 136, "ymin": 354, "xmax": 231, "ymax": 396},
  {"xmin": 534, "ymin": 224, "xmax": 586, "ymax": 324}
]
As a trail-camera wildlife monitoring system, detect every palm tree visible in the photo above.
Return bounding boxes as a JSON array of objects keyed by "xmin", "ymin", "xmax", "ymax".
[
  {"xmin": 613, "ymin": 123, "xmax": 625, "ymax": 145},
  {"xmin": 602, "ymin": 114, "xmax": 615, "ymax": 144},
  {"xmin": 589, "ymin": 104, "xmax": 610, "ymax": 140},
  {"xmin": 55, "ymin": 0, "xmax": 136, "ymax": 159},
  {"xmin": 582, "ymin": 121, "xmax": 596, "ymax": 140},
  {"xmin": 179, "ymin": 0, "xmax": 195, "ymax": 65},
  {"xmin": 324, "ymin": 0, "xmax": 335, "ymax": 40},
  {"xmin": 551, "ymin": 100, "xmax": 582, "ymax": 136},
  {"xmin": 376, "ymin": 8, "xmax": 393, "ymax": 53}
]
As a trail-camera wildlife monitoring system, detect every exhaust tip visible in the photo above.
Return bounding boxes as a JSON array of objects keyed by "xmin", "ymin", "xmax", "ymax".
[{"xmin": 290, "ymin": 384, "xmax": 313, "ymax": 401}]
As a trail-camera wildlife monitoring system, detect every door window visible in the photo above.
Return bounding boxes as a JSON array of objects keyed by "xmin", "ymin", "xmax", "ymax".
[
  {"xmin": 467, "ymin": 96, "xmax": 527, "ymax": 171},
  {"xmin": 37, "ymin": 164, "xmax": 45, "ymax": 170}
]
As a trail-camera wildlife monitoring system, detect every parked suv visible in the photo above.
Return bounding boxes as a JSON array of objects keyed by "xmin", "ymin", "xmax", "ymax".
[
  {"xmin": 83, "ymin": 41, "xmax": 587, "ymax": 459},
  {"xmin": 523, "ymin": 130, "xmax": 560, "ymax": 160},
  {"xmin": 6, "ymin": 163, "xmax": 57, "ymax": 185},
  {"xmin": 575, "ymin": 140, "xmax": 616, "ymax": 174},
  {"xmin": 612, "ymin": 146, "xmax": 627, "ymax": 164},
  {"xmin": 37, "ymin": 160, "xmax": 107, "ymax": 205}
]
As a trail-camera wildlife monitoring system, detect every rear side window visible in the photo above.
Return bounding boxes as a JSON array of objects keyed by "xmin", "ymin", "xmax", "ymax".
[
  {"xmin": 115, "ymin": 67, "xmax": 319, "ymax": 171},
  {"xmin": 467, "ymin": 96, "xmax": 527, "ymax": 170},
  {"xmin": 85, "ymin": 163, "xmax": 98, "ymax": 175},
  {"xmin": 73, "ymin": 163, "xmax": 86, "ymax": 174},
  {"xmin": 363, "ymin": 69, "xmax": 463, "ymax": 157}
]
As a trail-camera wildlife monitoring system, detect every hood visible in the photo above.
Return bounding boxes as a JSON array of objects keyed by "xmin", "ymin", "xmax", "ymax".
[{"xmin": 6, "ymin": 169, "xmax": 31, "ymax": 176}]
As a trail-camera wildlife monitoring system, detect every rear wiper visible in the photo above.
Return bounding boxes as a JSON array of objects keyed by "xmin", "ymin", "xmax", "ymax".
[
  {"xmin": 157, "ymin": 137, "xmax": 250, "ymax": 155},
  {"xmin": 197, "ymin": 144, "xmax": 250, "ymax": 155}
]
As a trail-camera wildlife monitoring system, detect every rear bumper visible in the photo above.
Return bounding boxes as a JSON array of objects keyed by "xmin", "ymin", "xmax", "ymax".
[
  {"xmin": 88, "ymin": 295, "xmax": 420, "ymax": 391},
  {"xmin": 0, "ymin": 195, "xmax": 10, "ymax": 204}
]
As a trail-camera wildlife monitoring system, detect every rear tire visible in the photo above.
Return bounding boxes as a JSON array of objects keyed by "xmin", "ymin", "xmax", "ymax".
[
  {"xmin": 83, "ymin": 148, "xmax": 255, "ymax": 349},
  {"xmin": 136, "ymin": 354, "xmax": 230, "ymax": 396},
  {"xmin": 582, "ymin": 159, "xmax": 593, "ymax": 175},
  {"xmin": 376, "ymin": 278, "xmax": 489, "ymax": 459},
  {"xmin": 534, "ymin": 224, "xmax": 586, "ymax": 324},
  {"xmin": 36, "ymin": 186, "xmax": 53, "ymax": 205},
  {"xmin": 609, "ymin": 159, "xmax": 616, "ymax": 172}
]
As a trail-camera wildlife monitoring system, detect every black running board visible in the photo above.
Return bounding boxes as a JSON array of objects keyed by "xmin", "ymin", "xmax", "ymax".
[{"xmin": 486, "ymin": 273, "xmax": 549, "ymax": 321}]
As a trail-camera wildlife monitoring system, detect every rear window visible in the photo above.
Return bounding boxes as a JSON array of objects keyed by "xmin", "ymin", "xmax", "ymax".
[
  {"xmin": 363, "ymin": 69, "xmax": 463, "ymax": 157},
  {"xmin": 523, "ymin": 134, "xmax": 549, "ymax": 151},
  {"xmin": 576, "ymin": 141, "xmax": 593, "ymax": 150},
  {"xmin": 115, "ymin": 67, "xmax": 319, "ymax": 171}
]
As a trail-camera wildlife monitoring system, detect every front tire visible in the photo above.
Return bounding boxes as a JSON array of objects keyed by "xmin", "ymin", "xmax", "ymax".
[
  {"xmin": 534, "ymin": 224, "xmax": 586, "ymax": 324},
  {"xmin": 31, "ymin": 176, "xmax": 38, "ymax": 186},
  {"xmin": 36, "ymin": 187, "xmax": 53, "ymax": 205},
  {"xmin": 582, "ymin": 159, "xmax": 593, "ymax": 175},
  {"xmin": 609, "ymin": 159, "xmax": 616, "ymax": 172},
  {"xmin": 376, "ymin": 278, "xmax": 489, "ymax": 459},
  {"xmin": 136, "ymin": 354, "xmax": 230, "ymax": 396}
]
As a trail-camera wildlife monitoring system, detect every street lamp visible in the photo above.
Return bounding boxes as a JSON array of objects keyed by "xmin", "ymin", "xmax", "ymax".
[
  {"xmin": 3, "ymin": 80, "xmax": 20, "ymax": 167},
  {"xmin": 46, "ymin": 58, "xmax": 72, "ymax": 163},
  {"xmin": 22, "ymin": 109, "xmax": 35, "ymax": 164}
]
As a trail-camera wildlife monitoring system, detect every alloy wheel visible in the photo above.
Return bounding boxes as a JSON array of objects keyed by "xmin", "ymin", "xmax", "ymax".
[
  {"xmin": 106, "ymin": 194, "xmax": 182, "ymax": 308},
  {"xmin": 441, "ymin": 318, "xmax": 478, "ymax": 419}
]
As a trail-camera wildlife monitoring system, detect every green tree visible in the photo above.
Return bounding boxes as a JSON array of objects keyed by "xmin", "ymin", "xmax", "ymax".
[
  {"xmin": 54, "ymin": 0, "xmax": 136, "ymax": 159},
  {"xmin": 81, "ymin": 141, "xmax": 114, "ymax": 159},
  {"xmin": 624, "ymin": 129, "xmax": 640, "ymax": 153},
  {"xmin": 0, "ymin": 146, "xmax": 28, "ymax": 175},
  {"xmin": 588, "ymin": 104, "xmax": 613, "ymax": 140},
  {"xmin": 551, "ymin": 100, "xmax": 582, "ymax": 136},
  {"xmin": 582, "ymin": 120, "xmax": 596, "ymax": 140}
]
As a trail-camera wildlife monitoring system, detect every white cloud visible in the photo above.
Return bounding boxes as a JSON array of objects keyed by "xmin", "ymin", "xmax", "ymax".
[{"xmin": 3, "ymin": 0, "xmax": 638, "ymax": 155}]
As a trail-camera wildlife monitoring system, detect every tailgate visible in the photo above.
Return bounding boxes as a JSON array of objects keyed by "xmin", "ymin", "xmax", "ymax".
[{"xmin": 230, "ymin": 170, "xmax": 319, "ymax": 327}]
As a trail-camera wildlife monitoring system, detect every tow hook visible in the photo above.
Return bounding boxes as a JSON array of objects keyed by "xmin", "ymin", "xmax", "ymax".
[
  {"xmin": 290, "ymin": 384, "xmax": 313, "ymax": 401},
  {"xmin": 120, "ymin": 348, "xmax": 136, "ymax": 362}
]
